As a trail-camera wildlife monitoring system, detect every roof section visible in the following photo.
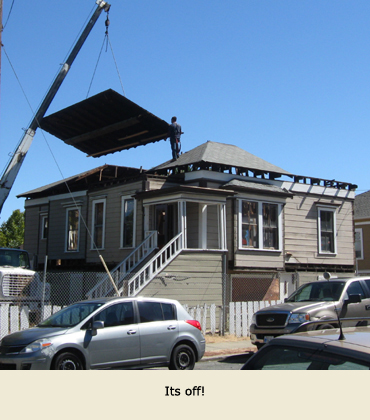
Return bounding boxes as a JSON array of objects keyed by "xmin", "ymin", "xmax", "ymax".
[
  {"xmin": 355, "ymin": 190, "xmax": 370, "ymax": 219},
  {"xmin": 150, "ymin": 141, "xmax": 292, "ymax": 178},
  {"xmin": 18, "ymin": 165, "xmax": 143, "ymax": 199},
  {"xmin": 40, "ymin": 89, "xmax": 169, "ymax": 158},
  {"xmin": 222, "ymin": 179, "xmax": 293, "ymax": 197}
]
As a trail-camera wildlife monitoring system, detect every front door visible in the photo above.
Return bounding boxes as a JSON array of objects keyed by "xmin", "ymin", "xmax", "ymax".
[{"xmin": 155, "ymin": 204, "xmax": 176, "ymax": 248}]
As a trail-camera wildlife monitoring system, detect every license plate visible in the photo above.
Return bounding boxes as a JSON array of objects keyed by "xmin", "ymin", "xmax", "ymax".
[{"xmin": 263, "ymin": 336, "xmax": 274, "ymax": 343}]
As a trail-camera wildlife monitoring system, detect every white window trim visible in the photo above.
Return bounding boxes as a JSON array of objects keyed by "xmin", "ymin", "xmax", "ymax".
[
  {"xmin": 120, "ymin": 196, "xmax": 136, "ymax": 249},
  {"xmin": 355, "ymin": 228, "xmax": 364, "ymax": 260},
  {"xmin": 317, "ymin": 205, "xmax": 337, "ymax": 255},
  {"xmin": 238, "ymin": 199, "xmax": 282, "ymax": 252},
  {"xmin": 65, "ymin": 206, "xmax": 81, "ymax": 253},
  {"xmin": 91, "ymin": 198, "xmax": 106, "ymax": 250}
]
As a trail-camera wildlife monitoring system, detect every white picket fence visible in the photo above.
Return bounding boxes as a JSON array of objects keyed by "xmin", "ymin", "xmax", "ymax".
[
  {"xmin": 229, "ymin": 300, "xmax": 282, "ymax": 337},
  {"xmin": 0, "ymin": 300, "xmax": 282, "ymax": 339}
]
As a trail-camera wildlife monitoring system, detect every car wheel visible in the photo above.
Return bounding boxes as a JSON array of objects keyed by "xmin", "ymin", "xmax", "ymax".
[
  {"xmin": 169, "ymin": 344, "xmax": 196, "ymax": 370},
  {"xmin": 52, "ymin": 352, "xmax": 83, "ymax": 370}
]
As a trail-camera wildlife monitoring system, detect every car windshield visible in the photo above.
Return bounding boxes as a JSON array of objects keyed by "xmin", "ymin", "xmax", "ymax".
[
  {"xmin": 0, "ymin": 248, "xmax": 31, "ymax": 268},
  {"xmin": 286, "ymin": 281, "xmax": 346, "ymax": 302},
  {"xmin": 38, "ymin": 302, "xmax": 104, "ymax": 328}
]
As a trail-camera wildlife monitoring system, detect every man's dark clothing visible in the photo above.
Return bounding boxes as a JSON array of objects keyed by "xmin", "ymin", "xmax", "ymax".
[{"xmin": 169, "ymin": 122, "xmax": 182, "ymax": 160}]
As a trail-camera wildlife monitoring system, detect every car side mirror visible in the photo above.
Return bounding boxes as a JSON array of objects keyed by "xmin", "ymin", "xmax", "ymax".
[
  {"xmin": 93, "ymin": 320, "xmax": 104, "ymax": 330},
  {"xmin": 345, "ymin": 294, "xmax": 362, "ymax": 305}
]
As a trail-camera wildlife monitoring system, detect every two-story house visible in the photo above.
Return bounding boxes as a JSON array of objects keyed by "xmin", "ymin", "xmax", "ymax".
[{"xmin": 19, "ymin": 140, "xmax": 357, "ymax": 308}]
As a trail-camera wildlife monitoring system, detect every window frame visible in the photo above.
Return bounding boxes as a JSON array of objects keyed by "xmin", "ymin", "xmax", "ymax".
[
  {"xmin": 120, "ymin": 196, "xmax": 136, "ymax": 249},
  {"xmin": 355, "ymin": 228, "xmax": 364, "ymax": 260},
  {"xmin": 65, "ymin": 206, "xmax": 81, "ymax": 252},
  {"xmin": 238, "ymin": 199, "xmax": 282, "ymax": 252},
  {"xmin": 91, "ymin": 198, "xmax": 106, "ymax": 250},
  {"xmin": 40, "ymin": 214, "xmax": 48, "ymax": 240},
  {"xmin": 317, "ymin": 206, "xmax": 337, "ymax": 255}
]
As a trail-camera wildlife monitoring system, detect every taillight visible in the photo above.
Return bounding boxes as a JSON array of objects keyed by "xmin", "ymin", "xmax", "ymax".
[{"xmin": 186, "ymin": 320, "xmax": 202, "ymax": 331}]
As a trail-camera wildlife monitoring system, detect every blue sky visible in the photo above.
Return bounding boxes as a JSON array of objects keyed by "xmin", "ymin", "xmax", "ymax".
[{"xmin": 1, "ymin": 0, "xmax": 370, "ymax": 222}]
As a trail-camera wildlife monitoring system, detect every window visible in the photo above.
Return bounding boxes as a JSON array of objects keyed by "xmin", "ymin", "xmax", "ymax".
[
  {"xmin": 355, "ymin": 228, "xmax": 363, "ymax": 260},
  {"xmin": 92, "ymin": 199, "xmax": 106, "ymax": 249},
  {"xmin": 263, "ymin": 203, "xmax": 278, "ymax": 249},
  {"xmin": 41, "ymin": 215, "xmax": 48, "ymax": 240},
  {"xmin": 121, "ymin": 197, "xmax": 135, "ymax": 248},
  {"xmin": 138, "ymin": 301, "xmax": 176, "ymax": 323},
  {"xmin": 344, "ymin": 281, "xmax": 366, "ymax": 300},
  {"xmin": 241, "ymin": 201, "xmax": 258, "ymax": 248},
  {"xmin": 318, "ymin": 207, "xmax": 336, "ymax": 254},
  {"xmin": 66, "ymin": 208, "xmax": 80, "ymax": 252},
  {"xmin": 94, "ymin": 302, "xmax": 135, "ymax": 327},
  {"xmin": 239, "ymin": 199, "xmax": 281, "ymax": 251}
]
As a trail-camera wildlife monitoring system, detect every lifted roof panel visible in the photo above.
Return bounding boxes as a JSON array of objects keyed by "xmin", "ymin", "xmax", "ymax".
[{"xmin": 40, "ymin": 89, "xmax": 169, "ymax": 158}]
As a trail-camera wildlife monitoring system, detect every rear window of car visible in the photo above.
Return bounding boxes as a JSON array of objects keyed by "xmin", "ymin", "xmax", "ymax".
[
  {"xmin": 245, "ymin": 345, "xmax": 370, "ymax": 370},
  {"xmin": 138, "ymin": 301, "xmax": 176, "ymax": 323}
]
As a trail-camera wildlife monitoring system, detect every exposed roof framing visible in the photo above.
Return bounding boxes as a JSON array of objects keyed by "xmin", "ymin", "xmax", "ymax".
[
  {"xmin": 40, "ymin": 89, "xmax": 170, "ymax": 158},
  {"xmin": 18, "ymin": 165, "xmax": 144, "ymax": 199}
]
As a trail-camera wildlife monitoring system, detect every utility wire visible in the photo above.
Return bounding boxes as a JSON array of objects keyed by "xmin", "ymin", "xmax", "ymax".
[{"xmin": 3, "ymin": 0, "xmax": 15, "ymax": 30}]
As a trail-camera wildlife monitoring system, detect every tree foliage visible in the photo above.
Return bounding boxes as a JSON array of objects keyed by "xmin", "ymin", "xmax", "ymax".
[{"xmin": 0, "ymin": 210, "xmax": 25, "ymax": 248}]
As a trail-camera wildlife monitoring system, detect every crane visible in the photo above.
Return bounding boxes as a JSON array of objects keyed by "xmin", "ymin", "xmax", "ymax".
[{"xmin": 0, "ymin": 0, "xmax": 111, "ymax": 214}]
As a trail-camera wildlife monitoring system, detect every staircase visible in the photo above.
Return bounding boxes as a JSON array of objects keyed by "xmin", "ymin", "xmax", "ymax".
[
  {"xmin": 86, "ymin": 230, "xmax": 158, "ymax": 299},
  {"xmin": 124, "ymin": 231, "xmax": 184, "ymax": 296}
]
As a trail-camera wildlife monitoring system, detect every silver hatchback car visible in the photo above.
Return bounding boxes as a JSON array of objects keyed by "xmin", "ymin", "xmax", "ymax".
[{"xmin": 0, "ymin": 297, "xmax": 205, "ymax": 370}]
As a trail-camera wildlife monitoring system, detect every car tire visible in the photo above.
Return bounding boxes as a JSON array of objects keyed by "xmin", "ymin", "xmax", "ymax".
[
  {"xmin": 52, "ymin": 352, "xmax": 83, "ymax": 370},
  {"xmin": 169, "ymin": 344, "xmax": 196, "ymax": 370}
]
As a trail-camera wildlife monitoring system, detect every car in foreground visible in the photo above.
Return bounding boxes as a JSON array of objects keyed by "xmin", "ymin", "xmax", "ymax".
[
  {"xmin": 250, "ymin": 275, "xmax": 370, "ymax": 349},
  {"xmin": 0, "ymin": 296, "xmax": 205, "ymax": 370},
  {"xmin": 242, "ymin": 320, "xmax": 370, "ymax": 370}
]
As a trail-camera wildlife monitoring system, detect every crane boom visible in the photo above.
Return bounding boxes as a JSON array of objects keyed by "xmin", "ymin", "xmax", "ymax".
[{"xmin": 0, "ymin": 0, "xmax": 111, "ymax": 214}]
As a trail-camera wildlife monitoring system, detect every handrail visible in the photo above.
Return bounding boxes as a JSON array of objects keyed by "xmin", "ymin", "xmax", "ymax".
[
  {"xmin": 86, "ymin": 231, "xmax": 157, "ymax": 298},
  {"xmin": 124, "ymin": 232, "xmax": 184, "ymax": 296}
]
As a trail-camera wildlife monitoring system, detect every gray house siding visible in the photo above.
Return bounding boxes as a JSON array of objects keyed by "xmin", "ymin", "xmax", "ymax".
[
  {"xmin": 48, "ymin": 196, "xmax": 88, "ymax": 261},
  {"xmin": 23, "ymin": 205, "xmax": 45, "ymax": 263},
  {"xmin": 86, "ymin": 181, "xmax": 144, "ymax": 266},
  {"xmin": 138, "ymin": 251, "xmax": 224, "ymax": 307},
  {"xmin": 284, "ymin": 194, "xmax": 354, "ymax": 267}
]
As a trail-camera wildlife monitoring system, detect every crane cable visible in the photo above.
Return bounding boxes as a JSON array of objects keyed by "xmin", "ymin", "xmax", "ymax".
[{"xmin": 86, "ymin": 11, "xmax": 125, "ymax": 98}]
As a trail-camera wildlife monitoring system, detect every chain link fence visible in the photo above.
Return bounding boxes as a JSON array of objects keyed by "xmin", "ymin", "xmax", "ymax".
[{"xmin": 0, "ymin": 270, "xmax": 287, "ymax": 339}]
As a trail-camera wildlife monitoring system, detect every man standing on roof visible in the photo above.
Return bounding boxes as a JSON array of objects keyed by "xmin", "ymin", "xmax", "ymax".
[{"xmin": 168, "ymin": 116, "xmax": 183, "ymax": 160}]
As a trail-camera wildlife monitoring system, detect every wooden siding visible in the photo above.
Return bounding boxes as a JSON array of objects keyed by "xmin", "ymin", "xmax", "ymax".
[
  {"xmin": 23, "ymin": 205, "xmax": 42, "ymax": 261},
  {"xmin": 284, "ymin": 195, "xmax": 354, "ymax": 266},
  {"xmin": 138, "ymin": 252, "xmax": 224, "ymax": 306},
  {"xmin": 47, "ymin": 197, "xmax": 88, "ymax": 260},
  {"xmin": 86, "ymin": 181, "xmax": 143, "ymax": 265}
]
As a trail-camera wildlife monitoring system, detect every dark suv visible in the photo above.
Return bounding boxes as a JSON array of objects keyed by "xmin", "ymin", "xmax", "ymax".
[{"xmin": 250, "ymin": 276, "xmax": 370, "ymax": 349}]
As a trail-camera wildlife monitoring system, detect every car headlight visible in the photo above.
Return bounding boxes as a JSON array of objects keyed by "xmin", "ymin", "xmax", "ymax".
[
  {"xmin": 251, "ymin": 314, "xmax": 256, "ymax": 324},
  {"xmin": 288, "ymin": 313, "xmax": 310, "ymax": 324},
  {"xmin": 20, "ymin": 338, "xmax": 53, "ymax": 354}
]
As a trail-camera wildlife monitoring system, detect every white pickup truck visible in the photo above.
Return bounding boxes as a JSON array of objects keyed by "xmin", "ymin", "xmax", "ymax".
[{"xmin": 0, "ymin": 248, "xmax": 47, "ymax": 302}]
